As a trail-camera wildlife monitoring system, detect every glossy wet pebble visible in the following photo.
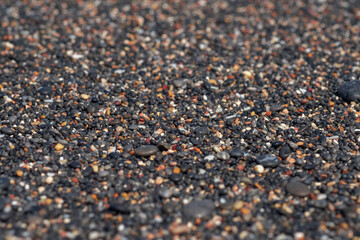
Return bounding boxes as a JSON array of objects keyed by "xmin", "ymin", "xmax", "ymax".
[{"xmin": 256, "ymin": 155, "xmax": 280, "ymax": 167}]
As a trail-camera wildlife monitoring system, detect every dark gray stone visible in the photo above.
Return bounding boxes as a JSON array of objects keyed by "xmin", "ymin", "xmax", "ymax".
[
  {"xmin": 134, "ymin": 145, "xmax": 159, "ymax": 157},
  {"xmin": 0, "ymin": 127, "xmax": 14, "ymax": 135},
  {"xmin": 337, "ymin": 80, "xmax": 360, "ymax": 102},
  {"xmin": 285, "ymin": 181, "xmax": 310, "ymax": 197},
  {"xmin": 216, "ymin": 151, "xmax": 230, "ymax": 160},
  {"xmin": 256, "ymin": 155, "xmax": 280, "ymax": 167},
  {"xmin": 182, "ymin": 199, "xmax": 215, "ymax": 218}
]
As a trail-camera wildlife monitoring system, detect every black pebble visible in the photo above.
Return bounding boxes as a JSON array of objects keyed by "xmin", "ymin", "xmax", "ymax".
[
  {"xmin": 256, "ymin": 155, "xmax": 280, "ymax": 168},
  {"xmin": 108, "ymin": 204, "xmax": 131, "ymax": 214},
  {"xmin": 82, "ymin": 167, "xmax": 93, "ymax": 177},
  {"xmin": 229, "ymin": 149, "xmax": 246, "ymax": 158},
  {"xmin": 68, "ymin": 161, "xmax": 82, "ymax": 169},
  {"xmin": 38, "ymin": 86, "xmax": 52, "ymax": 95},
  {"xmin": 108, "ymin": 152, "xmax": 121, "ymax": 159},
  {"xmin": 279, "ymin": 144, "xmax": 292, "ymax": 159},
  {"xmin": 169, "ymin": 173, "xmax": 182, "ymax": 182},
  {"xmin": 337, "ymin": 80, "xmax": 360, "ymax": 102},
  {"xmin": 194, "ymin": 126, "xmax": 209, "ymax": 135},
  {"xmin": 0, "ymin": 127, "xmax": 14, "ymax": 135}
]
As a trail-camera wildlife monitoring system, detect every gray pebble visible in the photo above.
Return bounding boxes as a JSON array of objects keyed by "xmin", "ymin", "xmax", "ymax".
[
  {"xmin": 216, "ymin": 151, "xmax": 230, "ymax": 160},
  {"xmin": 173, "ymin": 79, "xmax": 187, "ymax": 88},
  {"xmin": 0, "ymin": 127, "xmax": 14, "ymax": 135},
  {"xmin": 256, "ymin": 155, "xmax": 280, "ymax": 167},
  {"xmin": 285, "ymin": 181, "xmax": 310, "ymax": 197},
  {"xmin": 182, "ymin": 199, "xmax": 215, "ymax": 218},
  {"xmin": 134, "ymin": 145, "xmax": 159, "ymax": 157}
]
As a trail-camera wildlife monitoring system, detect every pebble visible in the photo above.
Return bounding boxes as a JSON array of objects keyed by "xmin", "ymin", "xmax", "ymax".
[
  {"xmin": 81, "ymin": 94, "xmax": 90, "ymax": 100},
  {"xmin": 229, "ymin": 149, "xmax": 246, "ymax": 158},
  {"xmin": 279, "ymin": 144, "xmax": 292, "ymax": 159},
  {"xmin": 55, "ymin": 143, "xmax": 64, "ymax": 151},
  {"xmin": 38, "ymin": 86, "xmax": 52, "ymax": 95},
  {"xmin": 173, "ymin": 79, "xmax": 187, "ymax": 88},
  {"xmin": 254, "ymin": 165, "xmax": 264, "ymax": 173},
  {"xmin": 256, "ymin": 155, "xmax": 281, "ymax": 168},
  {"xmin": 194, "ymin": 126, "xmax": 209, "ymax": 135},
  {"xmin": 68, "ymin": 161, "xmax": 82, "ymax": 169},
  {"xmin": 182, "ymin": 199, "xmax": 215, "ymax": 218},
  {"xmin": 0, "ymin": 197, "xmax": 6, "ymax": 210},
  {"xmin": 108, "ymin": 204, "xmax": 131, "ymax": 214},
  {"xmin": 204, "ymin": 155, "xmax": 216, "ymax": 161},
  {"xmin": 216, "ymin": 151, "xmax": 230, "ymax": 160},
  {"xmin": 108, "ymin": 152, "xmax": 121, "ymax": 159},
  {"xmin": 285, "ymin": 181, "xmax": 310, "ymax": 197},
  {"xmin": 0, "ymin": 127, "xmax": 14, "ymax": 135},
  {"xmin": 134, "ymin": 145, "xmax": 159, "ymax": 157},
  {"xmin": 337, "ymin": 80, "xmax": 360, "ymax": 102},
  {"xmin": 0, "ymin": 177, "xmax": 10, "ymax": 191}
]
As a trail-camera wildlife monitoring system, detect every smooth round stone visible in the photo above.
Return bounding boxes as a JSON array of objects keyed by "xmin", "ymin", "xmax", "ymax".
[
  {"xmin": 173, "ymin": 79, "xmax": 187, "ymax": 88},
  {"xmin": 216, "ymin": 151, "xmax": 230, "ymax": 160},
  {"xmin": 68, "ymin": 161, "xmax": 82, "ymax": 169},
  {"xmin": 337, "ymin": 80, "xmax": 360, "ymax": 102},
  {"xmin": 194, "ymin": 126, "xmax": 209, "ymax": 135},
  {"xmin": 182, "ymin": 199, "xmax": 215, "ymax": 218},
  {"xmin": 285, "ymin": 181, "xmax": 310, "ymax": 197},
  {"xmin": 38, "ymin": 86, "xmax": 52, "ymax": 95},
  {"xmin": 279, "ymin": 144, "xmax": 292, "ymax": 159},
  {"xmin": 256, "ymin": 155, "xmax": 280, "ymax": 167},
  {"xmin": 229, "ymin": 149, "xmax": 246, "ymax": 158},
  {"xmin": 0, "ymin": 127, "xmax": 14, "ymax": 135},
  {"xmin": 87, "ymin": 105, "xmax": 97, "ymax": 113},
  {"xmin": 134, "ymin": 145, "xmax": 159, "ymax": 157},
  {"xmin": 108, "ymin": 152, "xmax": 121, "ymax": 159}
]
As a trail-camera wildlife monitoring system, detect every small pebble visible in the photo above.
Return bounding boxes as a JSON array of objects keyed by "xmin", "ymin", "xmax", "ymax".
[
  {"xmin": 55, "ymin": 143, "xmax": 64, "ymax": 151},
  {"xmin": 134, "ymin": 145, "xmax": 159, "ymax": 157},
  {"xmin": 254, "ymin": 165, "xmax": 264, "ymax": 173},
  {"xmin": 0, "ymin": 127, "xmax": 14, "ymax": 135},
  {"xmin": 229, "ymin": 149, "xmax": 246, "ymax": 158},
  {"xmin": 204, "ymin": 155, "xmax": 216, "ymax": 161},
  {"xmin": 337, "ymin": 80, "xmax": 360, "ymax": 102},
  {"xmin": 216, "ymin": 151, "xmax": 230, "ymax": 160},
  {"xmin": 16, "ymin": 169, "xmax": 23, "ymax": 177},
  {"xmin": 38, "ymin": 86, "xmax": 52, "ymax": 95},
  {"xmin": 256, "ymin": 155, "xmax": 280, "ymax": 168},
  {"xmin": 182, "ymin": 199, "xmax": 215, "ymax": 218},
  {"xmin": 173, "ymin": 79, "xmax": 187, "ymax": 88},
  {"xmin": 285, "ymin": 180, "xmax": 310, "ymax": 197}
]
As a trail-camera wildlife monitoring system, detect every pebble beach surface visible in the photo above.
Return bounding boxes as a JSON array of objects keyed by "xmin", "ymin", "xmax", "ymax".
[{"xmin": 0, "ymin": 0, "xmax": 359, "ymax": 239}]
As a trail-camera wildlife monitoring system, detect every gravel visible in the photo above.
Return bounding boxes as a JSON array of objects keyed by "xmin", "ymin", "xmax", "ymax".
[{"xmin": 0, "ymin": 0, "xmax": 359, "ymax": 239}]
